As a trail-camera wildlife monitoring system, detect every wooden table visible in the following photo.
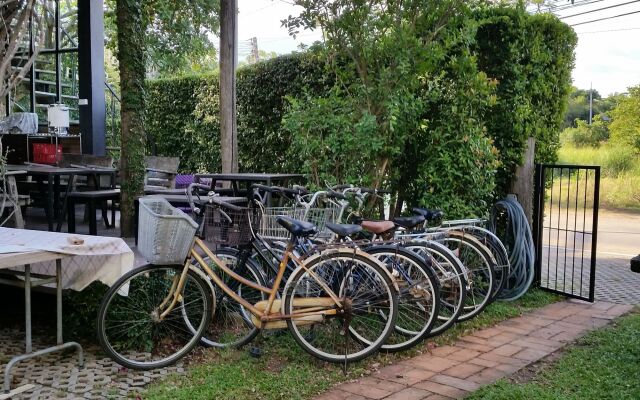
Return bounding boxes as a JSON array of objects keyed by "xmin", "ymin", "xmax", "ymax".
[
  {"xmin": 5, "ymin": 164, "xmax": 116, "ymax": 231},
  {"xmin": 194, "ymin": 173, "xmax": 304, "ymax": 204}
]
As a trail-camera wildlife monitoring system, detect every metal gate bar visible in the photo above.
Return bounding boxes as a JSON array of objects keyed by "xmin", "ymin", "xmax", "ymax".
[{"xmin": 533, "ymin": 164, "xmax": 600, "ymax": 302}]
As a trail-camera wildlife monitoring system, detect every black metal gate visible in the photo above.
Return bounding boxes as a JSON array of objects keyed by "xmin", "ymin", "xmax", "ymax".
[{"xmin": 533, "ymin": 164, "xmax": 600, "ymax": 302}]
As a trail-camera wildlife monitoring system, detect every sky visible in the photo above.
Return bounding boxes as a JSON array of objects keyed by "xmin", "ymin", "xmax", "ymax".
[{"xmin": 236, "ymin": 0, "xmax": 640, "ymax": 96}]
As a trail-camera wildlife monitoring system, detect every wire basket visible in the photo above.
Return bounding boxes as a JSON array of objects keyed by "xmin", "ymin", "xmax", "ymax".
[
  {"xmin": 258, "ymin": 206, "xmax": 306, "ymax": 240},
  {"xmin": 304, "ymin": 206, "xmax": 341, "ymax": 238},
  {"xmin": 204, "ymin": 203, "xmax": 260, "ymax": 247},
  {"xmin": 138, "ymin": 197, "xmax": 199, "ymax": 264}
]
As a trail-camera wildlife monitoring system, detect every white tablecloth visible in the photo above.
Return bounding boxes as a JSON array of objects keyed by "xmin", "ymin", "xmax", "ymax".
[{"xmin": 0, "ymin": 228, "xmax": 134, "ymax": 290}]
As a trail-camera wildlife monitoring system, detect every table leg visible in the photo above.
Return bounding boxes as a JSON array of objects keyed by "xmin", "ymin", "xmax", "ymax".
[
  {"xmin": 67, "ymin": 198, "xmax": 76, "ymax": 233},
  {"xmin": 57, "ymin": 173, "xmax": 75, "ymax": 232},
  {"xmin": 53, "ymin": 175, "xmax": 61, "ymax": 220},
  {"xmin": 56, "ymin": 260, "xmax": 62, "ymax": 345},
  {"xmin": 88, "ymin": 201, "xmax": 97, "ymax": 235},
  {"xmin": 24, "ymin": 264, "xmax": 31, "ymax": 354},
  {"xmin": 47, "ymin": 177, "xmax": 54, "ymax": 231},
  {"xmin": 2, "ymin": 262, "xmax": 84, "ymax": 395}
]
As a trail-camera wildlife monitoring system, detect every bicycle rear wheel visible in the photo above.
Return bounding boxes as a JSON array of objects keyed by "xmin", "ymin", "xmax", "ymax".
[
  {"xmin": 97, "ymin": 264, "xmax": 212, "ymax": 370},
  {"xmin": 442, "ymin": 232, "xmax": 496, "ymax": 321},
  {"xmin": 365, "ymin": 245, "xmax": 440, "ymax": 352},
  {"xmin": 283, "ymin": 250, "xmax": 398, "ymax": 363},
  {"xmin": 404, "ymin": 240, "xmax": 466, "ymax": 336},
  {"xmin": 195, "ymin": 248, "xmax": 268, "ymax": 348}
]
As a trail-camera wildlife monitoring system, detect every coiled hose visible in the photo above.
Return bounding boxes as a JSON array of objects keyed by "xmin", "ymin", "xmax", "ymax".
[{"xmin": 491, "ymin": 196, "xmax": 535, "ymax": 301}]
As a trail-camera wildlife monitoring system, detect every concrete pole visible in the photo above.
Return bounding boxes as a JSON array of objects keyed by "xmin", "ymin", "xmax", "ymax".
[{"xmin": 220, "ymin": 0, "xmax": 238, "ymax": 173}]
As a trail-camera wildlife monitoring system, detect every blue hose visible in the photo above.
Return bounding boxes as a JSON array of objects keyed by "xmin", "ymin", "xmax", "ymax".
[{"xmin": 491, "ymin": 197, "xmax": 535, "ymax": 301}]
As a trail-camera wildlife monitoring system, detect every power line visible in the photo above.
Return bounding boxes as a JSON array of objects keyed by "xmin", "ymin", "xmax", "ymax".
[
  {"xmin": 560, "ymin": 0, "xmax": 640, "ymax": 19},
  {"xmin": 575, "ymin": 26, "xmax": 640, "ymax": 34},
  {"xmin": 570, "ymin": 9, "xmax": 640, "ymax": 26},
  {"xmin": 547, "ymin": 0, "xmax": 604, "ymax": 12}
]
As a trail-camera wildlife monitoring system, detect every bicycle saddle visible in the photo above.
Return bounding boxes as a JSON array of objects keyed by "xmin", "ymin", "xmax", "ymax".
[
  {"xmin": 276, "ymin": 216, "xmax": 317, "ymax": 237},
  {"xmin": 411, "ymin": 208, "xmax": 444, "ymax": 221},
  {"xmin": 360, "ymin": 220, "xmax": 396, "ymax": 235},
  {"xmin": 325, "ymin": 223, "xmax": 362, "ymax": 237},
  {"xmin": 393, "ymin": 215, "xmax": 426, "ymax": 229}
]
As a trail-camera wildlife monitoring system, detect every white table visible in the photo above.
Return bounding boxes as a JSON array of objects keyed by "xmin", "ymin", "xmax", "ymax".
[{"xmin": 0, "ymin": 228, "xmax": 134, "ymax": 397}]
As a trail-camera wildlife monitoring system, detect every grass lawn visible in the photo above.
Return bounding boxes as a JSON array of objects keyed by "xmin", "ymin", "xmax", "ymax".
[
  {"xmin": 558, "ymin": 144, "xmax": 640, "ymax": 210},
  {"xmin": 143, "ymin": 289, "xmax": 560, "ymax": 400},
  {"xmin": 467, "ymin": 309, "xmax": 640, "ymax": 400}
]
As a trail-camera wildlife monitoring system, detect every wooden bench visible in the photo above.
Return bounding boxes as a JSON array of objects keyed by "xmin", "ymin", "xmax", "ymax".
[{"xmin": 67, "ymin": 189, "xmax": 120, "ymax": 235}]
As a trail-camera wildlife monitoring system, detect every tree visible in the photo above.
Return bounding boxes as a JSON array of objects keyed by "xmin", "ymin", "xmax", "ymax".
[
  {"xmin": 116, "ymin": 0, "xmax": 147, "ymax": 237},
  {"xmin": 609, "ymin": 85, "xmax": 640, "ymax": 152},
  {"xmin": 282, "ymin": 0, "xmax": 464, "ymax": 190},
  {"xmin": 282, "ymin": 1, "xmax": 499, "ymax": 217},
  {"xmin": 105, "ymin": 0, "xmax": 220, "ymax": 77}
]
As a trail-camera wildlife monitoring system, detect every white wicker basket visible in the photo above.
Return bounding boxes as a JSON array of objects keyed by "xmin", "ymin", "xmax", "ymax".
[{"xmin": 138, "ymin": 197, "xmax": 198, "ymax": 264}]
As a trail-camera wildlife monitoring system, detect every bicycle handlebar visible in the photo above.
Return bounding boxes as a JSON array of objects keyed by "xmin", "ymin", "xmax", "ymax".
[{"xmin": 186, "ymin": 183, "xmax": 211, "ymax": 213}]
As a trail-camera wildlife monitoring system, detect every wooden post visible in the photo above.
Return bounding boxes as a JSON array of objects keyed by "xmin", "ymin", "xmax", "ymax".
[
  {"xmin": 219, "ymin": 0, "xmax": 238, "ymax": 173},
  {"xmin": 510, "ymin": 137, "xmax": 536, "ymax": 226}
]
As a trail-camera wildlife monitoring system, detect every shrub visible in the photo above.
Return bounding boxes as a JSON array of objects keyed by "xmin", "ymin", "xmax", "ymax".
[
  {"xmin": 561, "ymin": 117, "xmax": 609, "ymax": 147},
  {"xmin": 609, "ymin": 85, "xmax": 640, "ymax": 152},
  {"xmin": 474, "ymin": 6, "xmax": 577, "ymax": 194},
  {"xmin": 146, "ymin": 52, "xmax": 328, "ymax": 174}
]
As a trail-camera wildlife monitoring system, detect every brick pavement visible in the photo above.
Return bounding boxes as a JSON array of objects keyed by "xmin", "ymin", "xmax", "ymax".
[{"xmin": 314, "ymin": 300, "xmax": 634, "ymax": 400}]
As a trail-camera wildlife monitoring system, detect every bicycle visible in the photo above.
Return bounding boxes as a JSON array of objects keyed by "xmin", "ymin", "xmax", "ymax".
[
  {"xmin": 96, "ymin": 185, "xmax": 399, "ymax": 369},
  {"xmin": 207, "ymin": 185, "xmax": 441, "ymax": 353}
]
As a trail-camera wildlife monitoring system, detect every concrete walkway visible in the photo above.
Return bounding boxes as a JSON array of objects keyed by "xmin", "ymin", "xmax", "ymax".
[{"xmin": 315, "ymin": 300, "xmax": 633, "ymax": 400}]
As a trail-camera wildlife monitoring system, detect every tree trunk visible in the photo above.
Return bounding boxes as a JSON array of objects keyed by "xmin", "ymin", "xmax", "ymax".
[{"xmin": 116, "ymin": 0, "xmax": 146, "ymax": 237}]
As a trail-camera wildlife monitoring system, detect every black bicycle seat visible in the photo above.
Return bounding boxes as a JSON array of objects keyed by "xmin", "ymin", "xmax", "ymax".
[
  {"xmin": 393, "ymin": 215, "xmax": 426, "ymax": 229},
  {"xmin": 325, "ymin": 223, "xmax": 362, "ymax": 237},
  {"xmin": 276, "ymin": 216, "xmax": 317, "ymax": 237}
]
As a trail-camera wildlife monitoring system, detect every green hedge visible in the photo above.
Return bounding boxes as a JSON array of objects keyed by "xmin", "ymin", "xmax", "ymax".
[
  {"xmin": 146, "ymin": 52, "xmax": 327, "ymax": 173},
  {"xmin": 474, "ymin": 7, "xmax": 577, "ymax": 194},
  {"xmin": 145, "ymin": 5, "xmax": 576, "ymax": 216}
]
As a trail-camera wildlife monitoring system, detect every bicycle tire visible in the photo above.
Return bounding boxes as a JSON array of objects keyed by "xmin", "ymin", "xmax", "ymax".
[
  {"xmin": 283, "ymin": 249, "xmax": 398, "ymax": 363},
  {"xmin": 97, "ymin": 264, "xmax": 212, "ymax": 370},
  {"xmin": 195, "ymin": 248, "xmax": 268, "ymax": 348},
  {"xmin": 365, "ymin": 245, "xmax": 440, "ymax": 352},
  {"xmin": 442, "ymin": 232, "xmax": 496, "ymax": 321},
  {"xmin": 403, "ymin": 240, "xmax": 467, "ymax": 336}
]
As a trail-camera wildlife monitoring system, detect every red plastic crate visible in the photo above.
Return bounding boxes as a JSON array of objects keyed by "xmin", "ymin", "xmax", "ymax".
[{"xmin": 32, "ymin": 143, "xmax": 63, "ymax": 165}]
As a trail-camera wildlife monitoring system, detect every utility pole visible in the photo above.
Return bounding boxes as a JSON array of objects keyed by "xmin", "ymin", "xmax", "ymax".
[
  {"xmin": 220, "ymin": 0, "xmax": 238, "ymax": 173},
  {"xmin": 589, "ymin": 81, "xmax": 593, "ymax": 125},
  {"xmin": 250, "ymin": 37, "xmax": 260, "ymax": 64}
]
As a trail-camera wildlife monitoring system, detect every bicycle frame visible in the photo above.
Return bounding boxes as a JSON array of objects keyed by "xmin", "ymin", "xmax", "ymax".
[{"xmin": 157, "ymin": 237, "xmax": 345, "ymax": 329}]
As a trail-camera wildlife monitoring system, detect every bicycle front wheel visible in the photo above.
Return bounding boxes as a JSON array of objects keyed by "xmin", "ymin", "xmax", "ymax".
[
  {"xmin": 283, "ymin": 250, "xmax": 398, "ymax": 363},
  {"xmin": 97, "ymin": 264, "xmax": 212, "ymax": 370},
  {"xmin": 404, "ymin": 240, "xmax": 467, "ymax": 336},
  {"xmin": 442, "ymin": 232, "xmax": 496, "ymax": 321},
  {"xmin": 366, "ymin": 245, "xmax": 440, "ymax": 352}
]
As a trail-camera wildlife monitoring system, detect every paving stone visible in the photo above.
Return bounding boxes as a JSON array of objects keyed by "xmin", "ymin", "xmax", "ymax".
[
  {"xmin": 454, "ymin": 341, "xmax": 494, "ymax": 353},
  {"xmin": 375, "ymin": 364, "xmax": 435, "ymax": 386},
  {"xmin": 441, "ymin": 363, "xmax": 485, "ymax": 379},
  {"xmin": 340, "ymin": 377, "xmax": 405, "ymax": 399},
  {"xmin": 467, "ymin": 368, "xmax": 508, "ymax": 384},
  {"xmin": 384, "ymin": 387, "xmax": 433, "ymax": 400},
  {"xmin": 413, "ymin": 381, "xmax": 468, "ymax": 398},
  {"xmin": 401, "ymin": 356, "xmax": 460, "ymax": 372},
  {"xmin": 429, "ymin": 346, "xmax": 458, "ymax": 357},
  {"xmin": 512, "ymin": 348, "xmax": 549, "ymax": 362},
  {"xmin": 430, "ymin": 374, "xmax": 481, "ymax": 392},
  {"xmin": 491, "ymin": 344, "xmax": 523, "ymax": 357},
  {"xmin": 448, "ymin": 349, "xmax": 481, "ymax": 362}
]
